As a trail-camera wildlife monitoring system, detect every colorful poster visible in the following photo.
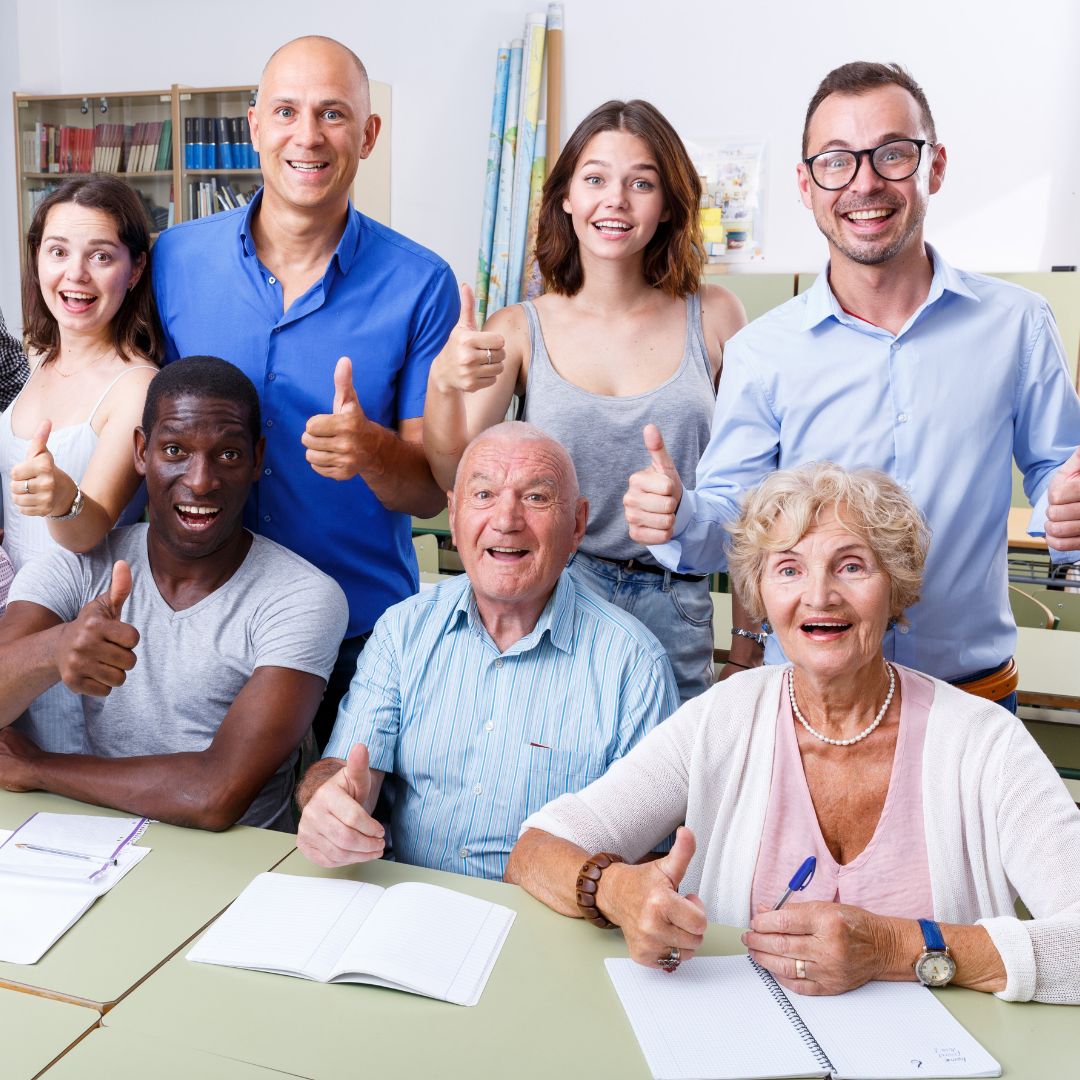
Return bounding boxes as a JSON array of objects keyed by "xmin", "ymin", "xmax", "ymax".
[
  {"xmin": 486, "ymin": 38, "xmax": 523, "ymax": 319},
  {"xmin": 475, "ymin": 43, "xmax": 511, "ymax": 326},
  {"xmin": 506, "ymin": 13, "xmax": 546, "ymax": 307},
  {"xmin": 522, "ymin": 121, "xmax": 546, "ymax": 301}
]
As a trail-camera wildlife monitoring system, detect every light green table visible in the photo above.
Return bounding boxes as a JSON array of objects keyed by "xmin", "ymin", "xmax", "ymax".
[
  {"xmin": 0, "ymin": 792, "xmax": 296, "ymax": 1010},
  {"xmin": 41, "ymin": 1028, "xmax": 299, "ymax": 1079},
  {"xmin": 103, "ymin": 852, "xmax": 1077, "ymax": 1080},
  {"xmin": 1, "ymin": 989, "xmax": 97, "ymax": 1080}
]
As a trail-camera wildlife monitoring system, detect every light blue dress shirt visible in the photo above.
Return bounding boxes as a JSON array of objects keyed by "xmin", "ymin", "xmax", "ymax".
[
  {"xmin": 653, "ymin": 247, "xmax": 1080, "ymax": 681},
  {"xmin": 324, "ymin": 570, "xmax": 679, "ymax": 880}
]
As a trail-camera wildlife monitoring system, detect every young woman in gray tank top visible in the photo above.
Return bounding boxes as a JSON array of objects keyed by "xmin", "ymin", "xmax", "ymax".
[{"xmin": 425, "ymin": 101, "xmax": 753, "ymax": 701}]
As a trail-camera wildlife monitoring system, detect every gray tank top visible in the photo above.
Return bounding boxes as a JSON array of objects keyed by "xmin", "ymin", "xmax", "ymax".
[{"xmin": 522, "ymin": 292, "xmax": 716, "ymax": 563}]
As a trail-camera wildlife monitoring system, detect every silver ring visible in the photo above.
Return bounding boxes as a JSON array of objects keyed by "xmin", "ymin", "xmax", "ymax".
[
  {"xmin": 23, "ymin": 480, "xmax": 30, "ymax": 495},
  {"xmin": 485, "ymin": 347, "xmax": 493, "ymax": 366},
  {"xmin": 795, "ymin": 958, "xmax": 806, "ymax": 979},
  {"xmin": 657, "ymin": 946, "xmax": 681, "ymax": 973}
]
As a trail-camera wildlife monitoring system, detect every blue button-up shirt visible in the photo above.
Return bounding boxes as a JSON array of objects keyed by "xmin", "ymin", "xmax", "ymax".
[
  {"xmin": 152, "ymin": 194, "xmax": 459, "ymax": 636},
  {"xmin": 655, "ymin": 247, "xmax": 1080, "ymax": 681},
  {"xmin": 325, "ymin": 571, "xmax": 680, "ymax": 879}
]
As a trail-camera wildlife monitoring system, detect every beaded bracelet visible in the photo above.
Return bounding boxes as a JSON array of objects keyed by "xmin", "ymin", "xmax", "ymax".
[{"xmin": 575, "ymin": 851, "xmax": 624, "ymax": 929}]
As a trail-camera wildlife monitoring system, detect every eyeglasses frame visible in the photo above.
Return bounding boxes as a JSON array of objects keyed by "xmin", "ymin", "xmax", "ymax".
[{"xmin": 803, "ymin": 138, "xmax": 935, "ymax": 191}]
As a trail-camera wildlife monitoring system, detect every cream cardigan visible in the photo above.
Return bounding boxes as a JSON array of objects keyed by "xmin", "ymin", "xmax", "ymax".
[{"xmin": 522, "ymin": 665, "xmax": 1080, "ymax": 1003}]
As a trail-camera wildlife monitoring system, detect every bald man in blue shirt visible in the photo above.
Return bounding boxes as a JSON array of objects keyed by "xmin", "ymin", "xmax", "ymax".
[{"xmin": 153, "ymin": 37, "xmax": 458, "ymax": 746}]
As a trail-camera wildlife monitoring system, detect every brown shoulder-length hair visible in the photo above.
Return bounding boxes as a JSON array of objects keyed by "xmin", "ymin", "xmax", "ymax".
[
  {"xmin": 536, "ymin": 100, "xmax": 705, "ymax": 299},
  {"xmin": 22, "ymin": 175, "xmax": 163, "ymax": 364}
]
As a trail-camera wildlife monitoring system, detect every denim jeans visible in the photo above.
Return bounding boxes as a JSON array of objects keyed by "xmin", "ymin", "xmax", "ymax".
[{"xmin": 568, "ymin": 551, "xmax": 713, "ymax": 703}]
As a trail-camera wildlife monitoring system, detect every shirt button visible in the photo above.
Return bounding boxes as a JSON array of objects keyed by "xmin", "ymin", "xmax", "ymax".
[
  {"xmin": 899, "ymin": 625, "xmax": 910, "ymax": 635},
  {"xmin": 263, "ymin": 514, "xmax": 271, "ymax": 523},
  {"xmin": 473, "ymin": 784, "xmax": 482, "ymax": 796},
  {"xmin": 267, "ymin": 372, "xmax": 276, "ymax": 381},
  {"xmin": 460, "ymin": 847, "xmax": 470, "ymax": 859},
  {"xmin": 494, "ymin": 658, "xmax": 504, "ymax": 669},
  {"xmin": 897, "ymin": 413, "xmax": 908, "ymax": 423},
  {"xmin": 268, "ymin": 276, "xmax": 276, "ymax": 284},
  {"xmin": 263, "ymin": 468, "xmax": 272, "ymax": 476},
  {"xmin": 484, "ymin": 721, "xmax": 494, "ymax": 732},
  {"xmin": 265, "ymin": 420, "xmax": 274, "ymax": 428},
  {"xmin": 903, "ymin": 482, "xmax": 912, "ymax": 492}
]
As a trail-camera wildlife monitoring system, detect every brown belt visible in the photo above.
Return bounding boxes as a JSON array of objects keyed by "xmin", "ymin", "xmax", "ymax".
[{"xmin": 954, "ymin": 658, "xmax": 1018, "ymax": 701}]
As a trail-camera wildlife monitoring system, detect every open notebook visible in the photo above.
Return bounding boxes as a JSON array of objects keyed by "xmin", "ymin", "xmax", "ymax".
[
  {"xmin": 606, "ymin": 955, "xmax": 1000, "ymax": 1080},
  {"xmin": 0, "ymin": 814, "xmax": 151, "ymax": 964},
  {"xmin": 186, "ymin": 872, "xmax": 515, "ymax": 1007}
]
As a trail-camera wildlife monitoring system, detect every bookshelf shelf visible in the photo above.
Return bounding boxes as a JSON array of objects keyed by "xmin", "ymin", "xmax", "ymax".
[{"xmin": 13, "ymin": 79, "xmax": 391, "ymax": 272}]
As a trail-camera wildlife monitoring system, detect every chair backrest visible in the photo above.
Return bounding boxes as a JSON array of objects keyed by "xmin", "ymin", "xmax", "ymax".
[
  {"xmin": 1016, "ymin": 585, "xmax": 1080, "ymax": 631},
  {"xmin": 1009, "ymin": 584, "xmax": 1059, "ymax": 630},
  {"xmin": 412, "ymin": 533, "xmax": 439, "ymax": 576}
]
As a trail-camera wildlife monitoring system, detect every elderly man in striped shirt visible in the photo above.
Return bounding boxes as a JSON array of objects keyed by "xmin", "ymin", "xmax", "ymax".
[{"xmin": 296, "ymin": 422, "xmax": 679, "ymax": 879}]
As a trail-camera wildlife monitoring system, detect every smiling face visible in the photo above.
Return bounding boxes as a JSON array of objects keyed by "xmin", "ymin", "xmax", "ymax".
[
  {"xmin": 249, "ymin": 38, "xmax": 379, "ymax": 218},
  {"xmin": 797, "ymin": 84, "xmax": 945, "ymax": 267},
  {"xmin": 561, "ymin": 129, "xmax": 669, "ymax": 266},
  {"xmin": 758, "ymin": 508, "xmax": 895, "ymax": 685},
  {"xmin": 448, "ymin": 436, "xmax": 588, "ymax": 617},
  {"xmin": 36, "ymin": 202, "xmax": 143, "ymax": 345},
  {"xmin": 135, "ymin": 394, "xmax": 263, "ymax": 561}
]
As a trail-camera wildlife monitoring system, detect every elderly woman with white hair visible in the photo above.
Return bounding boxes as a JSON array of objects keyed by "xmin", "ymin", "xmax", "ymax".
[{"xmin": 506, "ymin": 462, "xmax": 1080, "ymax": 1003}]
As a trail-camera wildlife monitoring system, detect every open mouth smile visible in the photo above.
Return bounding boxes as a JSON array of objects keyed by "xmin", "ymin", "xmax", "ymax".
[
  {"xmin": 175, "ymin": 504, "xmax": 221, "ymax": 530},
  {"xmin": 59, "ymin": 291, "xmax": 98, "ymax": 312},
  {"xmin": 800, "ymin": 620, "xmax": 853, "ymax": 640},
  {"xmin": 486, "ymin": 546, "xmax": 529, "ymax": 563},
  {"xmin": 287, "ymin": 160, "xmax": 328, "ymax": 173},
  {"xmin": 591, "ymin": 219, "xmax": 632, "ymax": 236}
]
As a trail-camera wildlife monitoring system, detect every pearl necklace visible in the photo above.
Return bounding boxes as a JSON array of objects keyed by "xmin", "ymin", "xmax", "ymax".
[{"xmin": 788, "ymin": 663, "xmax": 895, "ymax": 747}]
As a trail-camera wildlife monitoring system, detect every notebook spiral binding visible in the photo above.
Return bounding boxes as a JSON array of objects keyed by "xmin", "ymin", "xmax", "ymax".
[{"xmin": 749, "ymin": 957, "xmax": 835, "ymax": 1074}]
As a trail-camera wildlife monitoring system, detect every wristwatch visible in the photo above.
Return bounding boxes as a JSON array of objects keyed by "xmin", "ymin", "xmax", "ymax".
[
  {"xmin": 914, "ymin": 918, "xmax": 956, "ymax": 987},
  {"xmin": 49, "ymin": 484, "xmax": 84, "ymax": 521}
]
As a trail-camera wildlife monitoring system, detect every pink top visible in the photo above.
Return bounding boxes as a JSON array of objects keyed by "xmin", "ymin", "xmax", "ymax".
[{"xmin": 750, "ymin": 664, "xmax": 935, "ymax": 919}]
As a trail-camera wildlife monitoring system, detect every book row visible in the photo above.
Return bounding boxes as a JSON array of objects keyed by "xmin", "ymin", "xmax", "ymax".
[
  {"xmin": 184, "ymin": 117, "xmax": 260, "ymax": 170},
  {"xmin": 22, "ymin": 120, "xmax": 174, "ymax": 175}
]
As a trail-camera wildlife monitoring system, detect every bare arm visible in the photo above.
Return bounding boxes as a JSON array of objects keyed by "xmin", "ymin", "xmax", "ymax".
[
  {"xmin": 718, "ymin": 592, "xmax": 765, "ymax": 680},
  {"xmin": 423, "ymin": 301, "xmax": 526, "ymax": 491},
  {"xmin": 296, "ymin": 742, "xmax": 388, "ymax": 867},
  {"xmin": 699, "ymin": 283, "xmax": 748, "ymax": 384},
  {"xmin": 0, "ymin": 665, "xmax": 326, "ymax": 831},
  {"xmin": 0, "ymin": 602, "xmax": 66, "ymax": 726}
]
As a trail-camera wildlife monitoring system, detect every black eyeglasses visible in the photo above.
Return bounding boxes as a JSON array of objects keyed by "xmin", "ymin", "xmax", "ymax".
[{"xmin": 803, "ymin": 139, "xmax": 933, "ymax": 191}]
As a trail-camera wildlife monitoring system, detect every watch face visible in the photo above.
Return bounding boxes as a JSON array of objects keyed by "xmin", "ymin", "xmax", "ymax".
[{"xmin": 916, "ymin": 951, "xmax": 956, "ymax": 986}]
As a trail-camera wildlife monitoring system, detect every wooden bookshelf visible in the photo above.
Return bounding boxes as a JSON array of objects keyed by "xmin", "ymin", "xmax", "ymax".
[{"xmin": 12, "ymin": 80, "xmax": 392, "ymax": 272}]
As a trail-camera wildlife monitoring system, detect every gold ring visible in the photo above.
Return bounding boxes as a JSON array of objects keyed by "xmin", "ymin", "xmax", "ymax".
[{"xmin": 795, "ymin": 958, "xmax": 806, "ymax": 979}]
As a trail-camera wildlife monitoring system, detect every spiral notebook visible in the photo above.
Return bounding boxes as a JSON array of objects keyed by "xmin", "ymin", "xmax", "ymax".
[{"xmin": 606, "ymin": 955, "xmax": 1000, "ymax": 1079}]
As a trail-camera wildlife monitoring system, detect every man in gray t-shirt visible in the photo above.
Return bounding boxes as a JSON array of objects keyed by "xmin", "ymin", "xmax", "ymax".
[{"xmin": 0, "ymin": 357, "xmax": 348, "ymax": 831}]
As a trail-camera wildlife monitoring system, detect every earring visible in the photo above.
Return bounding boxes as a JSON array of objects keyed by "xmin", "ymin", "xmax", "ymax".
[
  {"xmin": 760, "ymin": 619, "xmax": 772, "ymax": 636},
  {"xmin": 887, "ymin": 616, "xmax": 898, "ymax": 630}
]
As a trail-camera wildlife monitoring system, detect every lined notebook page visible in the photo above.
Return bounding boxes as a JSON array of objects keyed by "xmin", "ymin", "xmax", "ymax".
[
  {"xmin": 606, "ymin": 955, "xmax": 828, "ymax": 1080},
  {"xmin": 339, "ymin": 881, "xmax": 515, "ymax": 1006},
  {"xmin": 187, "ymin": 874, "xmax": 384, "ymax": 981},
  {"xmin": 0, "ymin": 813, "xmax": 146, "ymax": 880},
  {"xmin": 791, "ymin": 981, "xmax": 1001, "ymax": 1079}
]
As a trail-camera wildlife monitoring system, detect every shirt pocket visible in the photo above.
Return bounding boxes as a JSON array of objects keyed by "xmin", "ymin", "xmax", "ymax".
[{"xmin": 515, "ymin": 742, "xmax": 604, "ymax": 814}]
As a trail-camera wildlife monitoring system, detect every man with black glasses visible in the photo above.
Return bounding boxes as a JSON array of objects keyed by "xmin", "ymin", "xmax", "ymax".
[{"xmin": 624, "ymin": 61, "xmax": 1080, "ymax": 709}]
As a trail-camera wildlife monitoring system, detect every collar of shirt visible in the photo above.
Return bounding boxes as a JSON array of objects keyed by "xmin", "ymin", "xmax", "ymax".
[
  {"xmin": 449, "ymin": 570, "xmax": 577, "ymax": 657},
  {"xmin": 800, "ymin": 243, "xmax": 980, "ymax": 336},
  {"xmin": 238, "ymin": 189, "xmax": 362, "ymax": 277}
]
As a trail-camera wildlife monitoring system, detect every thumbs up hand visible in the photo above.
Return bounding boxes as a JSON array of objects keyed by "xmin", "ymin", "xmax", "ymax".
[
  {"xmin": 623, "ymin": 424, "xmax": 685, "ymax": 545},
  {"xmin": 1045, "ymin": 446, "xmax": 1080, "ymax": 552},
  {"xmin": 10, "ymin": 420, "xmax": 77, "ymax": 518},
  {"xmin": 594, "ymin": 826, "xmax": 708, "ymax": 970},
  {"xmin": 428, "ymin": 282, "xmax": 506, "ymax": 395},
  {"xmin": 302, "ymin": 357, "xmax": 375, "ymax": 481},
  {"xmin": 56, "ymin": 560, "xmax": 140, "ymax": 696},
  {"xmin": 297, "ymin": 742, "xmax": 387, "ymax": 867}
]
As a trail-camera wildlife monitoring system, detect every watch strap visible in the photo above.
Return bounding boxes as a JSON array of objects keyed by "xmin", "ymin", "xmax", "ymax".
[
  {"xmin": 49, "ymin": 484, "xmax": 83, "ymax": 521},
  {"xmin": 918, "ymin": 918, "xmax": 947, "ymax": 952}
]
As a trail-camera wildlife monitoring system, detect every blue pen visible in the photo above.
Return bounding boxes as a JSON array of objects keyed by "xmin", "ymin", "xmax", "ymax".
[{"xmin": 773, "ymin": 856, "xmax": 816, "ymax": 909}]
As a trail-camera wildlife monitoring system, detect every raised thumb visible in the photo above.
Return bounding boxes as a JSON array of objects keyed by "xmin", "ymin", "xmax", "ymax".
[
  {"xmin": 26, "ymin": 419, "xmax": 52, "ymax": 460},
  {"xmin": 342, "ymin": 742, "xmax": 372, "ymax": 803},
  {"xmin": 458, "ymin": 282, "xmax": 477, "ymax": 331},
  {"xmin": 659, "ymin": 826, "xmax": 696, "ymax": 889},
  {"xmin": 107, "ymin": 560, "xmax": 133, "ymax": 615},
  {"xmin": 643, "ymin": 423, "xmax": 674, "ymax": 475},
  {"xmin": 332, "ymin": 357, "xmax": 359, "ymax": 414}
]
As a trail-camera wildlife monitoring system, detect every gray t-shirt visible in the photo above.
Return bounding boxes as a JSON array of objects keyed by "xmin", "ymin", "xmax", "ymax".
[{"xmin": 10, "ymin": 525, "xmax": 349, "ymax": 830}]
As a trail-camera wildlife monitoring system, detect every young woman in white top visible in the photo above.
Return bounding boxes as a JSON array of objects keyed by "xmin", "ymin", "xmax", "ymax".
[
  {"xmin": 0, "ymin": 176, "xmax": 161, "ymax": 750},
  {"xmin": 425, "ymin": 100, "xmax": 753, "ymax": 699}
]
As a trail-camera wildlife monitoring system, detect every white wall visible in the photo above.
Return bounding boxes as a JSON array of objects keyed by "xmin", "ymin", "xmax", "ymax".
[{"xmin": 3, "ymin": 0, "xmax": 1079, "ymax": 329}]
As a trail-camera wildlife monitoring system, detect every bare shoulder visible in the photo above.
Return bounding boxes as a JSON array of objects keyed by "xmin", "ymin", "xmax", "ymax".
[
  {"xmin": 699, "ymin": 283, "xmax": 748, "ymax": 344},
  {"xmin": 96, "ymin": 360, "xmax": 159, "ymax": 428},
  {"xmin": 484, "ymin": 302, "xmax": 531, "ymax": 375}
]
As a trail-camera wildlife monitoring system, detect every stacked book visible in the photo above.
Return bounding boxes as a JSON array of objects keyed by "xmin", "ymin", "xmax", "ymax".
[
  {"xmin": 184, "ymin": 117, "xmax": 259, "ymax": 169},
  {"xmin": 21, "ymin": 120, "xmax": 173, "ymax": 174}
]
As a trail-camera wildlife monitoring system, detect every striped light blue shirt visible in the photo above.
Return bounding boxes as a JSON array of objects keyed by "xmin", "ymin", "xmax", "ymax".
[{"xmin": 324, "ymin": 570, "xmax": 679, "ymax": 879}]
